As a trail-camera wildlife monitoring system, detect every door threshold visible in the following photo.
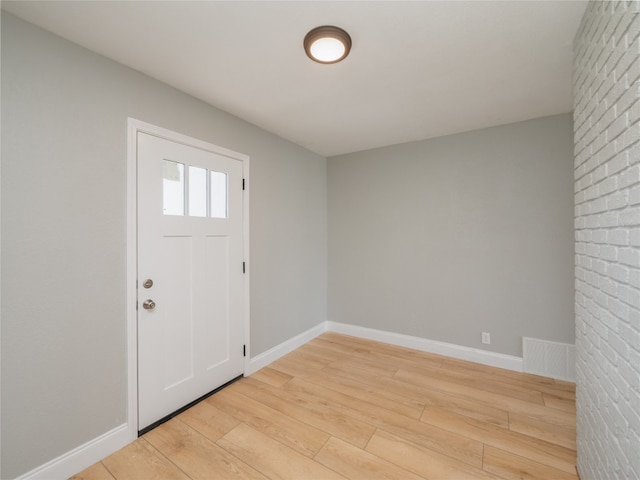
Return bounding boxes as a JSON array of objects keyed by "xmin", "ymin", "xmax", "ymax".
[{"xmin": 138, "ymin": 374, "xmax": 243, "ymax": 436}]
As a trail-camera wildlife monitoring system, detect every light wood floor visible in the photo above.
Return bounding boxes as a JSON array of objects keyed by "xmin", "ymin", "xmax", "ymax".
[{"xmin": 71, "ymin": 333, "xmax": 577, "ymax": 480}]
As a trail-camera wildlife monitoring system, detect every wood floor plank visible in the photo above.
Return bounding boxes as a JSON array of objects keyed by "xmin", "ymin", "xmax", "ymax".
[
  {"xmin": 298, "ymin": 342, "xmax": 362, "ymax": 364},
  {"xmin": 320, "ymin": 332, "xmax": 446, "ymax": 366},
  {"xmin": 441, "ymin": 358, "xmax": 576, "ymax": 401},
  {"xmin": 421, "ymin": 407, "xmax": 577, "ymax": 474},
  {"xmin": 206, "ymin": 387, "xmax": 330, "ymax": 457},
  {"xmin": 282, "ymin": 376, "xmax": 484, "ymax": 468},
  {"xmin": 69, "ymin": 462, "xmax": 116, "ymax": 480},
  {"xmin": 366, "ymin": 429, "xmax": 502, "ymax": 480},
  {"xmin": 396, "ymin": 364, "xmax": 546, "ymax": 405},
  {"xmin": 552, "ymin": 378, "xmax": 577, "ymax": 392},
  {"xmin": 393, "ymin": 368, "xmax": 573, "ymax": 428},
  {"xmin": 543, "ymin": 392, "xmax": 577, "ymax": 412},
  {"xmin": 174, "ymin": 400, "xmax": 240, "ymax": 442},
  {"xmin": 307, "ymin": 336, "xmax": 371, "ymax": 358},
  {"xmin": 508, "ymin": 412, "xmax": 576, "ymax": 450},
  {"xmin": 364, "ymin": 349, "xmax": 445, "ymax": 371},
  {"xmin": 483, "ymin": 445, "xmax": 579, "ymax": 480},
  {"xmin": 460, "ymin": 364, "xmax": 575, "ymax": 398},
  {"xmin": 442, "ymin": 357, "xmax": 556, "ymax": 386},
  {"xmin": 217, "ymin": 424, "xmax": 347, "ymax": 480},
  {"xmin": 267, "ymin": 351, "xmax": 328, "ymax": 377},
  {"xmin": 143, "ymin": 419, "xmax": 268, "ymax": 480},
  {"xmin": 290, "ymin": 347, "xmax": 339, "ymax": 367},
  {"xmin": 100, "ymin": 439, "xmax": 190, "ymax": 480},
  {"xmin": 280, "ymin": 349, "xmax": 331, "ymax": 370},
  {"xmin": 325, "ymin": 363, "xmax": 510, "ymax": 428},
  {"xmin": 302, "ymin": 369, "xmax": 425, "ymax": 419},
  {"xmin": 283, "ymin": 375, "xmax": 421, "ymax": 426},
  {"xmin": 366, "ymin": 344, "xmax": 448, "ymax": 367},
  {"xmin": 328, "ymin": 355, "xmax": 399, "ymax": 377},
  {"xmin": 249, "ymin": 366, "xmax": 292, "ymax": 387},
  {"xmin": 380, "ymin": 420, "xmax": 484, "ymax": 469},
  {"xmin": 314, "ymin": 436, "xmax": 424, "ymax": 480},
  {"xmin": 420, "ymin": 389, "xmax": 510, "ymax": 428},
  {"xmin": 229, "ymin": 376, "xmax": 376, "ymax": 448}
]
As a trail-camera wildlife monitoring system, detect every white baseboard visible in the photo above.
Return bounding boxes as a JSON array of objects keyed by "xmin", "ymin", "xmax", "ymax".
[
  {"xmin": 247, "ymin": 321, "xmax": 523, "ymax": 374},
  {"xmin": 327, "ymin": 321, "xmax": 524, "ymax": 372},
  {"xmin": 16, "ymin": 423, "xmax": 132, "ymax": 480},
  {"xmin": 245, "ymin": 322, "xmax": 328, "ymax": 375}
]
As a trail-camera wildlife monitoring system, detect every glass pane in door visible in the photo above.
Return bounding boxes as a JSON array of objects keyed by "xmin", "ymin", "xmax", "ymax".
[
  {"xmin": 210, "ymin": 171, "xmax": 228, "ymax": 218},
  {"xmin": 188, "ymin": 166, "xmax": 207, "ymax": 217},
  {"xmin": 163, "ymin": 160, "xmax": 185, "ymax": 216}
]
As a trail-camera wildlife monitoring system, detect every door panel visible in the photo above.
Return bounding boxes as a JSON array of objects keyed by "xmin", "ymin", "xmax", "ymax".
[
  {"xmin": 160, "ymin": 235, "xmax": 194, "ymax": 388},
  {"xmin": 203, "ymin": 235, "xmax": 230, "ymax": 369},
  {"xmin": 137, "ymin": 132, "xmax": 244, "ymax": 430}
]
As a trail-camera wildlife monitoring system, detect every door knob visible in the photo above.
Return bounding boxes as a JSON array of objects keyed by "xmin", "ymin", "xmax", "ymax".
[{"xmin": 142, "ymin": 299, "xmax": 156, "ymax": 310}]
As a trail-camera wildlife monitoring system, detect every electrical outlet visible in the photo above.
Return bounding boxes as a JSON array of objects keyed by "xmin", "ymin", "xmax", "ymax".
[{"xmin": 482, "ymin": 332, "xmax": 491, "ymax": 345}]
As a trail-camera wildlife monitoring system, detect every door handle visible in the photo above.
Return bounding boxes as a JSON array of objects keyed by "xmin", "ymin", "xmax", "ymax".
[{"xmin": 142, "ymin": 299, "xmax": 156, "ymax": 310}]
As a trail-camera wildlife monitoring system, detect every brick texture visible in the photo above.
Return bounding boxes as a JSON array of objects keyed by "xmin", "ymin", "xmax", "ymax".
[{"xmin": 574, "ymin": 2, "xmax": 640, "ymax": 478}]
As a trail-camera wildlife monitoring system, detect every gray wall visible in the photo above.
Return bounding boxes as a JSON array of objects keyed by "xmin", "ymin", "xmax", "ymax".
[
  {"xmin": 328, "ymin": 114, "xmax": 575, "ymax": 357},
  {"xmin": 1, "ymin": 13, "xmax": 327, "ymax": 479},
  {"xmin": 573, "ymin": 2, "xmax": 640, "ymax": 478}
]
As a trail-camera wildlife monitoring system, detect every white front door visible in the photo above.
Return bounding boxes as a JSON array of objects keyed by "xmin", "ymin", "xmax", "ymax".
[{"xmin": 137, "ymin": 132, "xmax": 245, "ymax": 431}]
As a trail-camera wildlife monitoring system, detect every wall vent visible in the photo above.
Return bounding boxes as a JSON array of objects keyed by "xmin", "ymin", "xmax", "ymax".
[{"xmin": 522, "ymin": 337, "xmax": 575, "ymax": 382}]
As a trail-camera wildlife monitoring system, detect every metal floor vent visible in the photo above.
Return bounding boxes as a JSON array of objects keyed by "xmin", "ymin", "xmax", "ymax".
[{"xmin": 523, "ymin": 337, "xmax": 575, "ymax": 381}]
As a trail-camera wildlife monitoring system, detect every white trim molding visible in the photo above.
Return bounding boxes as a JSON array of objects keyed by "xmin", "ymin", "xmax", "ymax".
[
  {"xmin": 246, "ymin": 322, "xmax": 328, "ymax": 375},
  {"xmin": 15, "ymin": 424, "xmax": 129, "ymax": 480},
  {"xmin": 327, "ymin": 322, "xmax": 524, "ymax": 372}
]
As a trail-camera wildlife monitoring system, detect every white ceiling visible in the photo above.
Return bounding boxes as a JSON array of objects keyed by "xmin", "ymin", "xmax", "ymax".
[{"xmin": 2, "ymin": 1, "xmax": 587, "ymax": 157}]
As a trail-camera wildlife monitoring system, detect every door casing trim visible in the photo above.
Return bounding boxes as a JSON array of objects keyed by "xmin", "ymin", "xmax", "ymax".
[{"xmin": 126, "ymin": 118, "xmax": 250, "ymax": 440}]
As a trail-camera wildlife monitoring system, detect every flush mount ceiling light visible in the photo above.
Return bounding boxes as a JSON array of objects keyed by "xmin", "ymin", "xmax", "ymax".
[{"xmin": 304, "ymin": 25, "xmax": 352, "ymax": 64}]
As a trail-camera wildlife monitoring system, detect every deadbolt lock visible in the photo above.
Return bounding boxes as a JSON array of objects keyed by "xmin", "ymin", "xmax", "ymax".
[{"xmin": 143, "ymin": 279, "xmax": 153, "ymax": 289}]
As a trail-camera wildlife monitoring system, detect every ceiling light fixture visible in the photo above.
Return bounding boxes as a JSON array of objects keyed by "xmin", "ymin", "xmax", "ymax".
[{"xmin": 304, "ymin": 25, "xmax": 352, "ymax": 64}]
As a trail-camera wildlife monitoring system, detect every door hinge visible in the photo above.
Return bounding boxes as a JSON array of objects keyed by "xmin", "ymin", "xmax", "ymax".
[
  {"xmin": 243, "ymin": 261, "xmax": 246, "ymax": 274},
  {"xmin": 243, "ymin": 345, "xmax": 246, "ymax": 357},
  {"xmin": 242, "ymin": 178, "xmax": 245, "ymax": 190}
]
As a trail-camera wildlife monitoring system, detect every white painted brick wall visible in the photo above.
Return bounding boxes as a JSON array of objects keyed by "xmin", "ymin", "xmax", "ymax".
[{"xmin": 574, "ymin": 2, "xmax": 640, "ymax": 479}]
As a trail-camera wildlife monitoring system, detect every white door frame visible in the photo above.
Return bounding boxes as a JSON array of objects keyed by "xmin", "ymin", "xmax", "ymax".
[{"xmin": 126, "ymin": 118, "xmax": 250, "ymax": 440}]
